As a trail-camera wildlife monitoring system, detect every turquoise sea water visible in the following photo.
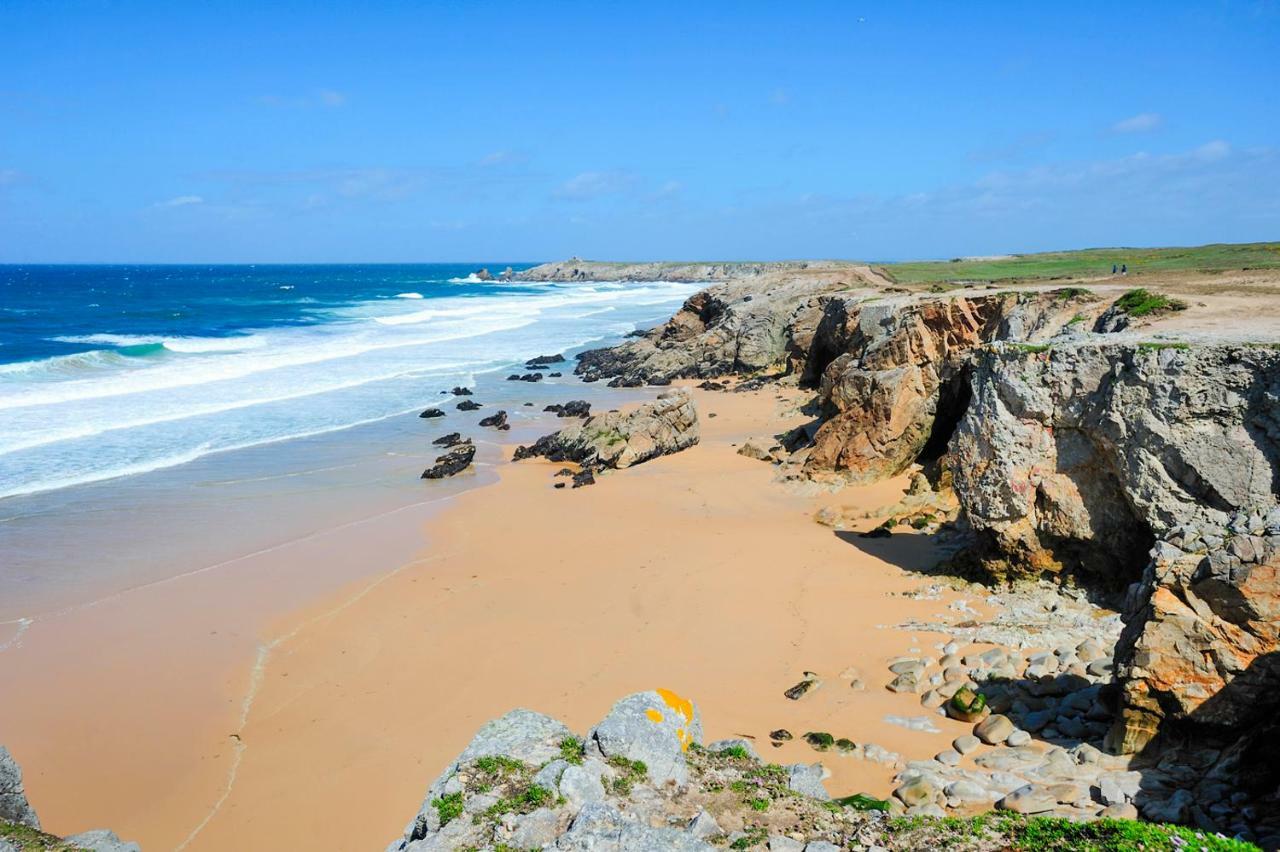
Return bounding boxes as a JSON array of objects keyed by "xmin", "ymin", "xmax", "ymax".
[{"xmin": 0, "ymin": 264, "xmax": 698, "ymax": 500}]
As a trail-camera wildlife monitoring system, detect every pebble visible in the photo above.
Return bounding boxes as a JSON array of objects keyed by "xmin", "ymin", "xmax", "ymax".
[
  {"xmin": 1005, "ymin": 729, "xmax": 1031, "ymax": 747},
  {"xmin": 997, "ymin": 784, "xmax": 1057, "ymax": 814},
  {"xmin": 952, "ymin": 735, "xmax": 980, "ymax": 755},
  {"xmin": 974, "ymin": 714, "xmax": 1014, "ymax": 745}
]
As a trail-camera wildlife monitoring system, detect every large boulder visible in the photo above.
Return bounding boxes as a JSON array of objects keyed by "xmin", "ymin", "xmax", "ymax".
[
  {"xmin": 401, "ymin": 709, "xmax": 573, "ymax": 843},
  {"xmin": 514, "ymin": 390, "xmax": 699, "ymax": 470},
  {"xmin": 584, "ymin": 689, "xmax": 702, "ymax": 786}
]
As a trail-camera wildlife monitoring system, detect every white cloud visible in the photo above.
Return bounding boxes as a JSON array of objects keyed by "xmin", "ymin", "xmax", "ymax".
[
  {"xmin": 555, "ymin": 170, "xmax": 637, "ymax": 200},
  {"xmin": 257, "ymin": 90, "xmax": 349, "ymax": 109},
  {"xmin": 1193, "ymin": 139, "xmax": 1231, "ymax": 161},
  {"xmin": 1112, "ymin": 112, "xmax": 1164, "ymax": 133},
  {"xmin": 154, "ymin": 194, "xmax": 204, "ymax": 208}
]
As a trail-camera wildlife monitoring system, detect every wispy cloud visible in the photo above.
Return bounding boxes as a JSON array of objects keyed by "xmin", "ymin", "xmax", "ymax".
[
  {"xmin": 204, "ymin": 168, "xmax": 421, "ymax": 201},
  {"xmin": 256, "ymin": 89, "xmax": 348, "ymax": 109},
  {"xmin": 733, "ymin": 138, "xmax": 1279, "ymax": 259},
  {"xmin": 554, "ymin": 170, "xmax": 638, "ymax": 200},
  {"xmin": 153, "ymin": 194, "xmax": 204, "ymax": 208},
  {"xmin": 968, "ymin": 132, "xmax": 1055, "ymax": 163},
  {"xmin": 1111, "ymin": 112, "xmax": 1163, "ymax": 133}
]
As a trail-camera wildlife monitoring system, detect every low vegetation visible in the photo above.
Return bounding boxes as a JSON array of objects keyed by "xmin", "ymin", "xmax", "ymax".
[
  {"xmin": 878, "ymin": 241, "xmax": 1280, "ymax": 286},
  {"xmin": 1113, "ymin": 288, "xmax": 1187, "ymax": 317},
  {"xmin": 882, "ymin": 813, "xmax": 1259, "ymax": 851}
]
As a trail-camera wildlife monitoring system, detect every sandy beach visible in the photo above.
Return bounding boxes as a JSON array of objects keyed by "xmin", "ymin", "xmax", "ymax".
[
  {"xmin": 171, "ymin": 383, "xmax": 986, "ymax": 851},
  {"xmin": 1, "ymin": 380, "xmax": 988, "ymax": 851}
]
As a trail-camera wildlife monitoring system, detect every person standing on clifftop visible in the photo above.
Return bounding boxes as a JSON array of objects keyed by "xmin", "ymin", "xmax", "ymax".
[
  {"xmin": 1122, "ymin": 264, "xmax": 1128, "ymax": 275},
  {"xmin": 1112, "ymin": 264, "xmax": 1117, "ymax": 274}
]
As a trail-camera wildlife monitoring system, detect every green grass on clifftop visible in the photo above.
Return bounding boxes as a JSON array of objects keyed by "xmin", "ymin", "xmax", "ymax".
[
  {"xmin": 885, "ymin": 814, "xmax": 1260, "ymax": 852},
  {"xmin": 0, "ymin": 821, "xmax": 88, "ymax": 851},
  {"xmin": 879, "ymin": 241, "xmax": 1280, "ymax": 285}
]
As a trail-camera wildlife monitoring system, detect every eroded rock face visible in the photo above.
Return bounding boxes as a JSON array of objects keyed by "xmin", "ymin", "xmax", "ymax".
[
  {"xmin": 950, "ymin": 344, "xmax": 1280, "ymax": 583},
  {"xmin": 514, "ymin": 389, "xmax": 699, "ymax": 470},
  {"xmin": 1109, "ymin": 520, "xmax": 1280, "ymax": 755},
  {"xmin": 575, "ymin": 279, "xmax": 854, "ymax": 384},
  {"xmin": 947, "ymin": 342, "xmax": 1280, "ymax": 760},
  {"xmin": 801, "ymin": 292, "xmax": 1093, "ymax": 483}
]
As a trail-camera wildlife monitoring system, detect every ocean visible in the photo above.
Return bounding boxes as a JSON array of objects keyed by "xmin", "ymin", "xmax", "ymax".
[{"xmin": 0, "ymin": 264, "xmax": 698, "ymax": 501}]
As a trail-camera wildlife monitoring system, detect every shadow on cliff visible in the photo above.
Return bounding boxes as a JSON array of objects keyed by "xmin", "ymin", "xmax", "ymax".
[{"xmin": 1126, "ymin": 649, "xmax": 1280, "ymax": 843}]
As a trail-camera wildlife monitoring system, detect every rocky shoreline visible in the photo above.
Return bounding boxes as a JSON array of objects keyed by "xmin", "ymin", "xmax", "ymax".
[{"xmin": 391, "ymin": 262, "xmax": 1280, "ymax": 848}]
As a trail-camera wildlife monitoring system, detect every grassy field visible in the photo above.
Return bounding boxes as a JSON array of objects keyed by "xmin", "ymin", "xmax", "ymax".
[{"xmin": 878, "ymin": 242, "xmax": 1280, "ymax": 286}]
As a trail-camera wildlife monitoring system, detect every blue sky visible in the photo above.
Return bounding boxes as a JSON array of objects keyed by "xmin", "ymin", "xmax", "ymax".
[{"xmin": 1, "ymin": 1, "xmax": 1277, "ymax": 262}]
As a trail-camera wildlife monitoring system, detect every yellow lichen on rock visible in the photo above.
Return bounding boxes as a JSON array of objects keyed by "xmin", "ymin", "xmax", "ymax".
[
  {"xmin": 655, "ymin": 688, "xmax": 694, "ymax": 724},
  {"xmin": 645, "ymin": 708, "xmax": 664, "ymax": 723}
]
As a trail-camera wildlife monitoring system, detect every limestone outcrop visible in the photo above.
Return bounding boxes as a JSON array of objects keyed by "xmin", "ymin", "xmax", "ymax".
[
  {"xmin": 514, "ymin": 389, "xmax": 699, "ymax": 471},
  {"xmin": 801, "ymin": 292, "xmax": 1091, "ymax": 482},
  {"xmin": 575, "ymin": 279, "xmax": 856, "ymax": 384},
  {"xmin": 387, "ymin": 688, "xmax": 859, "ymax": 851}
]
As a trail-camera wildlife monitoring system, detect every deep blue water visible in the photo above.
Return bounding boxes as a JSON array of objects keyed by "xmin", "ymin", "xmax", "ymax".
[{"xmin": 0, "ymin": 264, "xmax": 699, "ymax": 499}]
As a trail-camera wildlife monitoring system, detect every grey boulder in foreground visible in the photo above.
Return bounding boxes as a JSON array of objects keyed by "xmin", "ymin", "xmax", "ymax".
[{"xmin": 387, "ymin": 688, "xmax": 842, "ymax": 852}]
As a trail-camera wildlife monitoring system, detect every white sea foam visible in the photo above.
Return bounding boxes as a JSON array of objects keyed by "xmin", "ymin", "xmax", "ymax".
[
  {"xmin": 52, "ymin": 333, "xmax": 268, "ymax": 353},
  {"xmin": 0, "ymin": 279, "xmax": 699, "ymax": 499},
  {"xmin": 394, "ymin": 292, "xmax": 424, "ymax": 299}
]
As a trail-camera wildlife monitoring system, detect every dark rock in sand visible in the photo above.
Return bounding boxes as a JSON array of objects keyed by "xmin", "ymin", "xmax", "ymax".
[
  {"xmin": 769, "ymin": 729, "xmax": 794, "ymax": 743},
  {"xmin": 526, "ymin": 353, "xmax": 566, "ymax": 368},
  {"xmin": 697, "ymin": 381, "xmax": 726, "ymax": 391},
  {"xmin": 607, "ymin": 376, "xmax": 644, "ymax": 388},
  {"xmin": 784, "ymin": 676, "xmax": 820, "ymax": 701},
  {"xmin": 450, "ymin": 386, "xmax": 473, "ymax": 396},
  {"xmin": 479, "ymin": 411, "xmax": 510, "ymax": 430},
  {"xmin": 419, "ymin": 408, "xmax": 446, "ymax": 419},
  {"xmin": 432, "ymin": 432, "xmax": 468, "ymax": 448},
  {"xmin": 421, "ymin": 444, "xmax": 476, "ymax": 479},
  {"xmin": 555, "ymin": 468, "xmax": 574, "ymax": 477},
  {"xmin": 544, "ymin": 400, "xmax": 592, "ymax": 418},
  {"xmin": 456, "ymin": 400, "xmax": 482, "ymax": 411},
  {"xmin": 553, "ymin": 482, "xmax": 566, "ymax": 489},
  {"xmin": 571, "ymin": 469, "xmax": 596, "ymax": 488}
]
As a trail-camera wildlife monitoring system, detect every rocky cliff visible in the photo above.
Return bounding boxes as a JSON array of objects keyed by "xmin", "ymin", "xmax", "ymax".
[
  {"xmin": 572, "ymin": 274, "xmax": 1280, "ymax": 841},
  {"xmin": 515, "ymin": 258, "xmax": 862, "ymax": 284}
]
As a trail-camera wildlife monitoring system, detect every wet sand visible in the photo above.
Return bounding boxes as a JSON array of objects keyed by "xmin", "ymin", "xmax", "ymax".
[{"xmin": 177, "ymin": 385, "xmax": 985, "ymax": 851}]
